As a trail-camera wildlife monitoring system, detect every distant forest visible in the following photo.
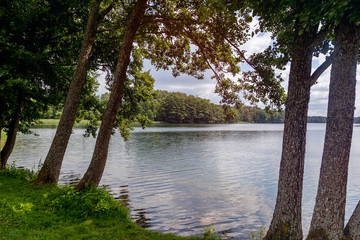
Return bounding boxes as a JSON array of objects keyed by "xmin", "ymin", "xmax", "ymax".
[
  {"xmin": 135, "ymin": 90, "xmax": 284, "ymax": 124},
  {"xmin": 43, "ymin": 90, "xmax": 360, "ymax": 124},
  {"xmin": 139, "ymin": 91, "xmax": 360, "ymax": 124}
]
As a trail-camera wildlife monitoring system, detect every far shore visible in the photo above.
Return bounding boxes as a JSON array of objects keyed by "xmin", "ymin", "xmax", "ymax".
[
  {"xmin": 33, "ymin": 119, "xmax": 253, "ymax": 129},
  {"xmin": 33, "ymin": 119, "xmax": 174, "ymax": 129}
]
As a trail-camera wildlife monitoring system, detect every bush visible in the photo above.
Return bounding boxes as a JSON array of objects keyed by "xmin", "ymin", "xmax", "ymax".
[
  {"xmin": 248, "ymin": 226, "xmax": 266, "ymax": 240},
  {"xmin": 1, "ymin": 162, "xmax": 38, "ymax": 182}
]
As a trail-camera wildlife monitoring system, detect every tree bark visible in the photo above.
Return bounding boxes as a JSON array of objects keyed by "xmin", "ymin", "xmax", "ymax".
[
  {"xmin": 263, "ymin": 13, "xmax": 329, "ymax": 238},
  {"xmin": 344, "ymin": 201, "xmax": 360, "ymax": 239},
  {"xmin": 0, "ymin": 100, "xmax": 24, "ymax": 169},
  {"xmin": 308, "ymin": 20, "xmax": 359, "ymax": 240},
  {"xmin": 33, "ymin": 0, "xmax": 103, "ymax": 184},
  {"xmin": 74, "ymin": 0, "xmax": 148, "ymax": 191},
  {"xmin": 264, "ymin": 35, "xmax": 314, "ymax": 240}
]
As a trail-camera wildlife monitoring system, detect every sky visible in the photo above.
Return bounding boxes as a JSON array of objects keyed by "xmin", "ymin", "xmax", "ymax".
[{"xmin": 96, "ymin": 22, "xmax": 360, "ymax": 117}]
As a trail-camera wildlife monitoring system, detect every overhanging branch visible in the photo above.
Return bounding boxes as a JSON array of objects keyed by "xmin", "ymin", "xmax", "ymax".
[
  {"xmin": 182, "ymin": 28, "xmax": 221, "ymax": 81},
  {"xmin": 310, "ymin": 53, "xmax": 334, "ymax": 86},
  {"xmin": 310, "ymin": 25, "xmax": 333, "ymax": 50},
  {"xmin": 97, "ymin": 2, "xmax": 115, "ymax": 24}
]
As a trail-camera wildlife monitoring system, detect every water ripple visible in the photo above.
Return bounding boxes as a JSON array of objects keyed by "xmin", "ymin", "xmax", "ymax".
[{"xmin": 8, "ymin": 124, "xmax": 360, "ymax": 239}]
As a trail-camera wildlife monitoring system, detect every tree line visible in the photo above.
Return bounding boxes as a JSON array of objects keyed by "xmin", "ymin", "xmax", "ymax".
[
  {"xmin": 139, "ymin": 90, "xmax": 286, "ymax": 124},
  {"xmin": 1, "ymin": 0, "xmax": 359, "ymax": 239},
  {"xmin": 43, "ymin": 90, "xmax": 360, "ymax": 125},
  {"xmin": 42, "ymin": 90, "xmax": 285, "ymax": 124}
]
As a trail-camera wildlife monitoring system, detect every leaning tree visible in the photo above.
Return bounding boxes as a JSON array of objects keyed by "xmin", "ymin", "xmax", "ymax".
[
  {"xmin": 74, "ymin": 0, "xmax": 287, "ymax": 190},
  {"xmin": 33, "ymin": 0, "xmax": 114, "ymax": 184},
  {"xmin": 0, "ymin": 0, "xmax": 90, "ymax": 169}
]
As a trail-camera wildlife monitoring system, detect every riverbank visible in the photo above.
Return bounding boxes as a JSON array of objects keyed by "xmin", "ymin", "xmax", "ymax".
[
  {"xmin": 0, "ymin": 168, "xmax": 204, "ymax": 240},
  {"xmin": 33, "ymin": 119, "xmax": 184, "ymax": 129},
  {"xmin": 33, "ymin": 119, "xmax": 91, "ymax": 129}
]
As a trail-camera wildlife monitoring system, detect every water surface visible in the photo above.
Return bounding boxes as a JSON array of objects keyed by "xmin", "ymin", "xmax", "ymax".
[{"xmin": 9, "ymin": 124, "xmax": 360, "ymax": 239}]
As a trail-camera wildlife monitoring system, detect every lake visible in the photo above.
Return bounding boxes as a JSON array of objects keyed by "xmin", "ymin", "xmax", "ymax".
[{"xmin": 9, "ymin": 123, "xmax": 360, "ymax": 239}]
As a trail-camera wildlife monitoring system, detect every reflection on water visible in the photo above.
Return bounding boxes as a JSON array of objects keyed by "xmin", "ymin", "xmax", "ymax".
[{"xmin": 8, "ymin": 124, "xmax": 360, "ymax": 239}]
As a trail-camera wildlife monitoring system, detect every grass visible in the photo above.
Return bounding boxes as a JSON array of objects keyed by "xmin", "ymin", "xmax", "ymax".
[
  {"xmin": 35, "ymin": 119, "xmax": 172, "ymax": 129},
  {"xmin": 32, "ymin": 119, "xmax": 91, "ymax": 129},
  {"xmin": 38, "ymin": 119, "xmax": 89, "ymax": 125},
  {"xmin": 38, "ymin": 119, "xmax": 168, "ymax": 125},
  {"xmin": 34, "ymin": 119, "xmax": 241, "ymax": 130},
  {"xmin": 0, "ymin": 167, "xmax": 207, "ymax": 240},
  {"xmin": 37, "ymin": 119, "xmax": 89, "ymax": 125}
]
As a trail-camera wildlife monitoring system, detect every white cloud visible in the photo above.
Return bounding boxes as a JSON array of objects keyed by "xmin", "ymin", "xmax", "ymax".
[
  {"xmin": 242, "ymin": 18, "xmax": 273, "ymax": 57},
  {"xmin": 308, "ymin": 64, "xmax": 330, "ymax": 116},
  {"xmin": 96, "ymin": 71, "xmax": 109, "ymax": 95},
  {"xmin": 308, "ymin": 58, "xmax": 360, "ymax": 117},
  {"xmin": 242, "ymin": 32, "xmax": 272, "ymax": 58},
  {"xmin": 149, "ymin": 65, "xmax": 222, "ymax": 103}
]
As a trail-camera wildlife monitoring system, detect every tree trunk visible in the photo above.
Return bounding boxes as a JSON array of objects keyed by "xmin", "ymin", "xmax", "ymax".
[
  {"xmin": 308, "ymin": 20, "xmax": 359, "ymax": 240},
  {"xmin": 0, "ymin": 100, "xmax": 24, "ymax": 169},
  {"xmin": 33, "ymin": 1, "xmax": 102, "ymax": 184},
  {"xmin": 74, "ymin": 0, "xmax": 148, "ymax": 191},
  {"xmin": 262, "ymin": 10, "xmax": 330, "ymax": 236},
  {"xmin": 344, "ymin": 201, "xmax": 360, "ymax": 239},
  {"xmin": 264, "ymin": 35, "xmax": 314, "ymax": 240}
]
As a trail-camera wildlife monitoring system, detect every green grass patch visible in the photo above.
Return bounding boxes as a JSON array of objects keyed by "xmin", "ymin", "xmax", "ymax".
[
  {"xmin": 32, "ymin": 119, "xmax": 90, "ymax": 129},
  {"xmin": 0, "ymin": 168, "xmax": 206, "ymax": 240},
  {"xmin": 38, "ymin": 119, "xmax": 62, "ymax": 125},
  {"xmin": 38, "ymin": 119, "xmax": 90, "ymax": 125}
]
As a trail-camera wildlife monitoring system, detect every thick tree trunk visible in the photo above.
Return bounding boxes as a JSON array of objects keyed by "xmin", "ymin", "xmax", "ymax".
[
  {"xmin": 344, "ymin": 201, "xmax": 360, "ymax": 239},
  {"xmin": 264, "ymin": 33, "xmax": 314, "ymax": 240},
  {"xmin": 308, "ymin": 21, "xmax": 359, "ymax": 240},
  {"xmin": 33, "ymin": 1, "xmax": 102, "ymax": 184},
  {"xmin": 0, "ymin": 100, "xmax": 23, "ymax": 169},
  {"xmin": 74, "ymin": 0, "xmax": 148, "ymax": 191}
]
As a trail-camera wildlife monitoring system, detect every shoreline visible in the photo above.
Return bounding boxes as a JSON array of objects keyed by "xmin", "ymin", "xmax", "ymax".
[{"xmin": 0, "ymin": 168, "xmax": 204, "ymax": 240}]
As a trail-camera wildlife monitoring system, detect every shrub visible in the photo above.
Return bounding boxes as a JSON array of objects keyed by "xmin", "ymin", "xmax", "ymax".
[
  {"xmin": 1, "ymin": 162, "xmax": 38, "ymax": 182},
  {"xmin": 248, "ymin": 226, "xmax": 266, "ymax": 240},
  {"xmin": 45, "ymin": 185, "xmax": 128, "ymax": 220}
]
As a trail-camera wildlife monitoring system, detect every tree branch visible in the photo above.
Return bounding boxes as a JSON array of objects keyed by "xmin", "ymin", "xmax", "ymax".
[
  {"xmin": 223, "ymin": 35, "xmax": 256, "ymax": 69},
  {"xmin": 96, "ymin": 25, "xmax": 123, "ymax": 33},
  {"xmin": 141, "ymin": 16, "xmax": 185, "ymax": 26},
  {"xmin": 182, "ymin": 29, "xmax": 221, "ymax": 81},
  {"xmin": 136, "ymin": 30, "xmax": 171, "ymax": 36},
  {"xmin": 310, "ymin": 54, "xmax": 334, "ymax": 86},
  {"xmin": 97, "ymin": 2, "xmax": 115, "ymax": 23},
  {"xmin": 98, "ymin": 15, "xmax": 183, "ymax": 34},
  {"xmin": 309, "ymin": 26, "xmax": 333, "ymax": 50}
]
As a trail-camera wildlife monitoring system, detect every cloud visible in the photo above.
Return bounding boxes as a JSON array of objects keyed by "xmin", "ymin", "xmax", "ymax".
[
  {"xmin": 242, "ymin": 32, "xmax": 273, "ymax": 57},
  {"xmin": 148, "ymin": 65, "xmax": 222, "ymax": 103},
  {"xmin": 144, "ymin": 26, "xmax": 274, "ymax": 104},
  {"xmin": 242, "ymin": 18, "xmax": 273, "ymax": 57},
  {"xmin": 308, "ymin": 65, "xmax": 330, "ymax": 116},
  {"xmin": 308, "ymin": 58, "xmax": 360, "ymax": 117},
  {"xmin": 96, "ymin": 71, "xmax": 109, "ymax": 95}
]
